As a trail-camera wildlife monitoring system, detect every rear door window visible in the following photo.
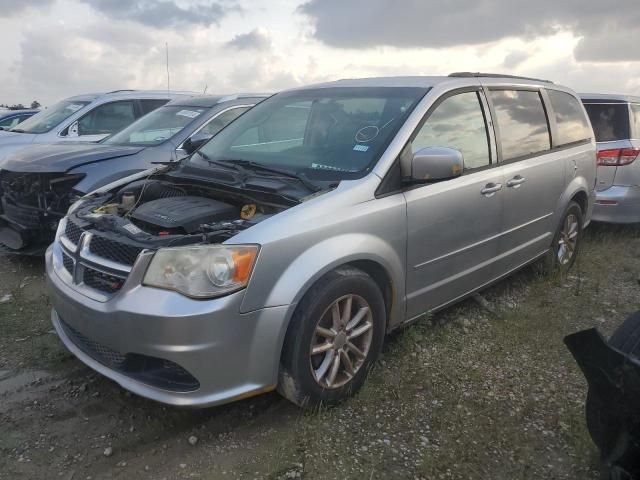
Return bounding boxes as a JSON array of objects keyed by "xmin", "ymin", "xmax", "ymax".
[
  {"xmin": 489, "ymin": 90, "xmax": 551, "ymax": 161},
  {"xmin": 77, "ymin": 101, "xmax": 136, "ymax": 136},
  {"xmin": 546, "ymin": 90, "xmax": 591, "ymax": 146},
  {"xmin": 583, "ymin": 103, "xmax": 630, "ymax": 142}
]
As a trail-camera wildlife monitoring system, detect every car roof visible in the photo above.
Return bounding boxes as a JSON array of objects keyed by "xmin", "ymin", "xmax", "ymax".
[
  {"xmin": 0, "ymin": 109, "xmax": 39, "ymax": 116},
  {"xmin": 287, "ymin": 73, "xmax": 557, "ymax": 92},
  {"xmin": 63, "ymin": 90, "xmax": 198, "ymax": 103},
  {"xmin": 580, "ymin": 93, "xmax": 640, "ymax": 104},
  {"xmin": 164, "ymin": 94, "xmax": 270, "ymax": 108}
]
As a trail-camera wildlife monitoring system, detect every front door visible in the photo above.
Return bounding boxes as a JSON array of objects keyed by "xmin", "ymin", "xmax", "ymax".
[{"xmin": 404, "ymin": 89, "xmax": 504, "ymax": 318}]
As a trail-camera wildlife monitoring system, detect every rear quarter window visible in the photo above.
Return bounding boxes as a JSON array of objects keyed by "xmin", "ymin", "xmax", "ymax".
[
  {"xmin": 546, "ymin": 90, "xmax": 591, "ymax": 146},
  {"xmin": 583, "ymin": 103, "xmax": 630, "ymax": 142},
  {"xmin": 630, "ymin": 104, "xmax": 640, "ymax": 139}
]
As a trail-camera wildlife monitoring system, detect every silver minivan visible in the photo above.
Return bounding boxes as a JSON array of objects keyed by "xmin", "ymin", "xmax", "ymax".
[
  {"xmin": 46, "ymin": 74, "xmax": 596, "ymax": 408},
  {"xmin": 581, "ymin": 94, "xmax": 640, "ymax": 223}
]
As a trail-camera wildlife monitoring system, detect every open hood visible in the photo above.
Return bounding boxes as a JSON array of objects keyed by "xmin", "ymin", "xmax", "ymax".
[{"xmin": 1, "ymin": 143, "xmax": 146, "ymax": 173}]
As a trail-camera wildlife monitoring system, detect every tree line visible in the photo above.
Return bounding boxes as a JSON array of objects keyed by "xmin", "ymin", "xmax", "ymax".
[{"xmin": 0, "ymin": 101, "xmax": 41, "ymax": 110}]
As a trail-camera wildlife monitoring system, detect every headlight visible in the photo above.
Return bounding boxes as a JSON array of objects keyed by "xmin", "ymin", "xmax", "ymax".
[{"xmin": 143, "ymin": 244, "xmax": 259, "ymax": 298}]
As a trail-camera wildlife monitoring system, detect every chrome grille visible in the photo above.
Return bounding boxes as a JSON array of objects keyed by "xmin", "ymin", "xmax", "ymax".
[{"xmin": 59, "ymin": 219, "xmax": 143, "ymax": 298}]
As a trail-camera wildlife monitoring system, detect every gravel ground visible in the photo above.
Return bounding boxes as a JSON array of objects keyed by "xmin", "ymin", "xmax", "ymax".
[{"xmin": 1, "ymin": 224, "xmax": 639, "ymax": 479}]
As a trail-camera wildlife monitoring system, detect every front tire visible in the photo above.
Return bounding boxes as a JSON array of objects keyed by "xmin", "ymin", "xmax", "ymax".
[{"xmin": 277, "ymin": 267, "xmax": 386, "ymax": 408}]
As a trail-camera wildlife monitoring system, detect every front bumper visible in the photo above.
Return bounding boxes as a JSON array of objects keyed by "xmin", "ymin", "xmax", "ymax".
[
  {"xmin": 46, "ymin": 244, "xmax": 291, "ymax": 407},
  {"xmin": 592, "ymin": 185, "xmax": 640, "ymax": 224}
]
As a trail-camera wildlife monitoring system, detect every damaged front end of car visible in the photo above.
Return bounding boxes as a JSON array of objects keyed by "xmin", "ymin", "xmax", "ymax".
[
  {"xmin": 54, "ymin": 165, "xmax": 296, "ymax": 299},
  {"xmin": 0, "ymin": 170, "xmax": 85, "ymax": 253},
  {"xmin": 565, "ymin": 322, "xmax": 640, "ymax": 479}
]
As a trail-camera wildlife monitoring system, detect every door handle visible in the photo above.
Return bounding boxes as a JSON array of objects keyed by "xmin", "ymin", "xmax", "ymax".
[
  {"xmin": 506, "ymin": 175, "xmax": 526, "ymax": 188},
  {"xmin": 480, "ymin": 182, "xmax": 503, "ymax": 197}
]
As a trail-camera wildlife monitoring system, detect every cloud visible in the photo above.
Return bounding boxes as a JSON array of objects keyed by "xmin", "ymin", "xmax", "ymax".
[
  {"xmin": 503, "ymin": 50, "xmax": 529, "ymax": 69},
  {"xmin": 0, "ymin": 0, "xmax": 55, "ymax": 17},
  {"xmin": 299, "ymin": 0, "xmax": 640, "ymax": 61},
  {"xmin": 79, "ymin": 0, "xmax": 239, "ymax": 28},
  {"xmin": 226, "ymin": 28, "xmax": 272, "ymax": 51}
]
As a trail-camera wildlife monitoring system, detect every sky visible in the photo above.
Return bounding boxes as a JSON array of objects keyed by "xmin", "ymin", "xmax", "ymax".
[{"xmin": 1, "ymin": 0, "xmax": 640, "ymax": 107}]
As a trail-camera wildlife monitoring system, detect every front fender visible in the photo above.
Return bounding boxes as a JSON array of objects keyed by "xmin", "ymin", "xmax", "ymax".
[{"xmin": 261, "ymin": 232, "xmax": 404, "ymax": 323}]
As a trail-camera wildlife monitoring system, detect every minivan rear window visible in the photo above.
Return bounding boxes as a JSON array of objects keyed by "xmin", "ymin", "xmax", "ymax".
[
  {"xmin": 583, "ymin": 103, "xmax": 630, "ymax": 142},
  {"xmin": 546, "ymin": 90, "xmax": 591, "ymax": 146}
]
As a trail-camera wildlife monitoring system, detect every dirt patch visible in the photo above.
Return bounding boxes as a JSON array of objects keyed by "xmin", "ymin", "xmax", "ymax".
[{"xmin": 1, "ymin": 225, "xmax": 639, "ymax": 479}]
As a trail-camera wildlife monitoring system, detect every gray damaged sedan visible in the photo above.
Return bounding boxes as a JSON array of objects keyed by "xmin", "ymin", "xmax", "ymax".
[{"xmin": 46, "ymin": 74, "xmax": 596, "ymax": 407}]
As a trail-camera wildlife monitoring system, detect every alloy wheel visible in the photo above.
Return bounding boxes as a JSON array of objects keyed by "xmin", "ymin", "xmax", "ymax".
[
  {"xmin": 309, "ymin": 294, "xmax": 374, "ymax": 389},
  {"xmin": 557, "ymin": 213, "xmax": 579, "ymax": 265}
]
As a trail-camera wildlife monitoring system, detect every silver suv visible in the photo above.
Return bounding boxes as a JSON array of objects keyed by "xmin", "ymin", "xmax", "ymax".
[
  {"xmin": 581, "ymin": 94, "xmax": 640, "ymax": 223},
  {"xmin": 46, "ymin": 74, "xmax": 596, "ymax": 408},
  {"xmin": 0, "ymin": 90, "xmax": 193, "ymax": 162}
]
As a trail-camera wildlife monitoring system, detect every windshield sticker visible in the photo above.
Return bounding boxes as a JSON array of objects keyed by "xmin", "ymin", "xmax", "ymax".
[
  {"xmin": 122, "ymin": 223, "xmax": 143, "ymax": 235},
  {"xmin": 176, "ymin": 110, "xmax": 201, "ymax": 119},
  {"xmin": 311, "ymin": 163, "xmax": 357, "ymax": 172},
  {"xmin": 67, "ymin": 103, "xmax": 84, "ymax": 112},
  {"xmin": 353, "ymin": 144, "xmax": 369, "ymax": 152}
]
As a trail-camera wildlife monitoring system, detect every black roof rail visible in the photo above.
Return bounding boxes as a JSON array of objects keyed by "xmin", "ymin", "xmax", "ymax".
[{"xmin": 448, "ymin": 72, "xmax": 553, "ymax": 84}]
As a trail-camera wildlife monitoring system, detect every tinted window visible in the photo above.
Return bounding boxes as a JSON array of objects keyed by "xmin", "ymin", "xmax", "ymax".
[
  {"xmin": 78, "ymin": 101, "xmax": 136, "ymax": 136},
  {"xmin": 630, "ymin": 104, "xmax": 640, "ymax": 139},
  {"xmin": 140, "ymin": 99, "xmax": 169, "ymax": 115},
  {"xmin": 547, "ymin": 90, "xmax": 591, "ymax": 146},
  {"xmin": 199, "ymin": 106, "xmax": 249, "ymax": 137},
  {"xmin": 490, "ymin": 90, "xmax": 551, "ymax": 160},
  {"xmin": 413, "ymin": 91, "xmax": 490, "ymax": 170},
  {"xmin": 583, "ymin": 103, "xmax": 630, "ymax": 142}
]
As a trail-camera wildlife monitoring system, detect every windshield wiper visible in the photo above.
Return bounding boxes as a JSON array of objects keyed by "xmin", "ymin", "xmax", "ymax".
[
  {"xmin": 9, "ymin": 128, "xmax": 25, "ymax": 133},
  {"xmin": 218, "ymin": 159, "xmax": 321, "ymax": 192}
]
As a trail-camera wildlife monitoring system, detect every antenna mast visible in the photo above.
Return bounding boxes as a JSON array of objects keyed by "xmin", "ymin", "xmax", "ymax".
[{"xmin": 165, "ymin": 42, "xmax": 170, "ymax": 94}]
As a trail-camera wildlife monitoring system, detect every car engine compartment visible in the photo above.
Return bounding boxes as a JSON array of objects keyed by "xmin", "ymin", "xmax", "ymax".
[{"xmin": 71, "ymin": 175, "xmax": 287, "ymax": 250}]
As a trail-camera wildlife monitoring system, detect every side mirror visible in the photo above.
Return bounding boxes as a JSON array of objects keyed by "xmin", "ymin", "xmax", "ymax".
[
  {"xmin": 182, "ymin": 132, "xmax": 211, "ymax": 154},
  {"xmin": 65, "ymin": 121, "xmax": 79, "ymax": 137},
  {"xmin": 408, "ymin": 147, "xmax": 463, "ymax": 183}
]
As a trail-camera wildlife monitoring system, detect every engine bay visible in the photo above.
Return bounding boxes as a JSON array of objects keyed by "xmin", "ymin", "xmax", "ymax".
[{"xmin": 72, "ymin": 175, "xmax": 288, "ymax": 248}]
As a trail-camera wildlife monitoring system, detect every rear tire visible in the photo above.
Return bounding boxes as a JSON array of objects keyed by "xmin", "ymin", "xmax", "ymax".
[
  {"xmin": 277, "ymin": 267, "xmax": 386, "ymax": 408},
  {"xmin": 538, "ymin": 201, "xmax": 583, "ymax": 275}
]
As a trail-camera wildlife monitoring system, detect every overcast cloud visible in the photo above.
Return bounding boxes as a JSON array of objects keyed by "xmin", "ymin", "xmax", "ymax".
[{"xmin": 1, "ymin": 0, "xmax": 640, "ymax": 106}]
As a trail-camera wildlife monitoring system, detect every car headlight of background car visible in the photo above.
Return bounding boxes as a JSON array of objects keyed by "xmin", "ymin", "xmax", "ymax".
[{"xmin": 143, "ymin": 244, "xmax": 259, "ymax": 298}]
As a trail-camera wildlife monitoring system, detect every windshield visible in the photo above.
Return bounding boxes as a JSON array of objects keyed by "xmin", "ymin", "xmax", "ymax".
[
  {"xmin": 105, "ymin": 105, "xmax": 206, "ymax": 146},
  {"xmin": 11, "ymin": 100, "xmax": 89, "ymax": 134},
  {"xmin": 190, "ymin": 87, "xmax": 427, "ymax": 180}
]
